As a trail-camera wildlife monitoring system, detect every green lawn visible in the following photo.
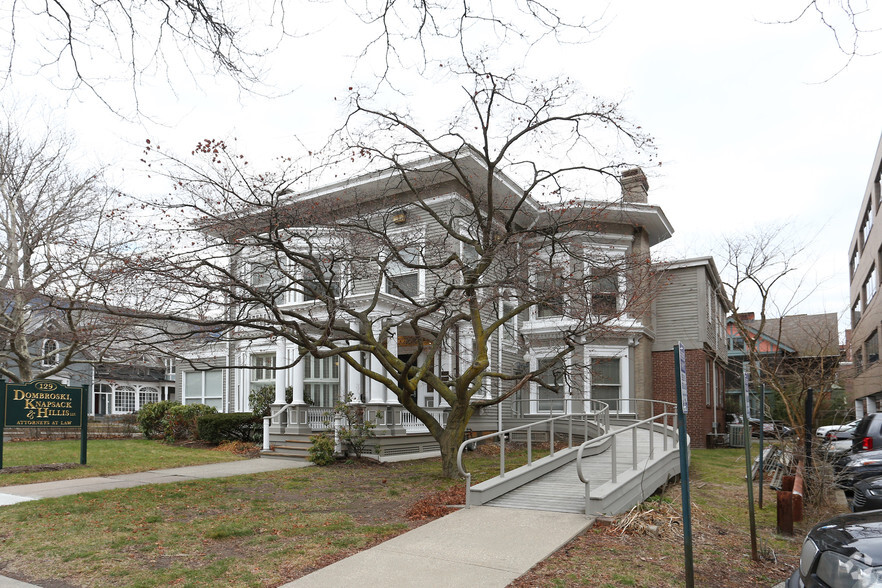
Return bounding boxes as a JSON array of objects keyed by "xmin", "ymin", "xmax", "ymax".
[
  {"xmin": 0, "ymin": 454, "xmax": 473, "ymax": 587},
  {"xmin": 0, "ymin": 439, "xmax": 246, "ymax": 486}
]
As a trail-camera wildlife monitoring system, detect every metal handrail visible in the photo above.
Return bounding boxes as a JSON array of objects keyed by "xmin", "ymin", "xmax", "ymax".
[
  {"xmin": 456, "ymin": 399, "xmax": 611, "ymax": 507},
  {"xmin": 576, "ymin": 409, "xmax": 680, "ymax": 516},
  {"xmin": 508, "ymin": 397, "xmax": 677, "ymax": 419},
  {"xmin": 262, "ymin": 401, "xmax": 300, "ymax": 451}
]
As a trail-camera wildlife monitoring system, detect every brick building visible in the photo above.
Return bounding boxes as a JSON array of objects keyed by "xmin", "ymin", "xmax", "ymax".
[{"xmin": 651, "ymin": 257, "xmax": 730, "ymax": 448}]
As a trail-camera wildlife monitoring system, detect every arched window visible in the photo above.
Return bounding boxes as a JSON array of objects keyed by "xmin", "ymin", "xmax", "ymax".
[
  {"xmin": 115, "ymin": 385, "xmax": 136, "ymax": 412},
  {"xmin": 41, "ymin": 339, "xmax": 59, "ymax": 367},
  {"xmin": 138, "ymin": 386, "xmax": 160, "ymax": 409}
]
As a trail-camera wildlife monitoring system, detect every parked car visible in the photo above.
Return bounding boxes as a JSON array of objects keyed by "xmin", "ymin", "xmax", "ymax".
[
  {"xmin": 835, "ymin": 450, "xmax": 882, "ymax": 492},
  {"xmin": 825, "ymin": 425, "xmax": 857, "ymax": 442},
  {"xmin": 748, "ymin": 419, "xmax": 795, "ymax": 438},
  {"xmin": 817, "ymin": 419, "xmax": 861, "ymax": 439},
  {"xmin": 786, "ymin": 510, "xmax": 882, "ymax": 587},
  {"xmin": 851, "ymin": 475, "xmax": 882, "ymax": 512},
  {"xmin": 853, "ymin": 414, "xmax": 882, "ymax": 452},
  {"xmin": 822, "ymin": 439, "xmax": 853, "ymax": 461}
]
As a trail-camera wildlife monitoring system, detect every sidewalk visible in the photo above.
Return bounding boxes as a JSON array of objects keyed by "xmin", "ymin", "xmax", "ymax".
[
  {"xmin": 0, "ymin": 458, "xmax": 308, "ymax": 505},
  {"xmin": 283, "ymin": 505, "xmax": 594, "ymax": 588}
]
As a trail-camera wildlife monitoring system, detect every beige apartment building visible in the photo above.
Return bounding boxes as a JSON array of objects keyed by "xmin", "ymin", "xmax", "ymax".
[{"xmin": 849, "ymin": 131, "xmax": 882, "ymax": 417}]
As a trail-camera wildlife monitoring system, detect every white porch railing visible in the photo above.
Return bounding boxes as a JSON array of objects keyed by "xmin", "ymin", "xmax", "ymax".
[
  {"xmin": 576, "ymin": 399, "xmax": 680, "ymax": 516},
  {"xmin": 398, "ymin": 408, "xmax": 448, "ymax": 432},
  {"xmin": 457, "ymin": 400, "xmax": 611, "ymax": 508},
  {"xmin": 307, "ymin": 408, "xmax": 332, "ymax": 431}
]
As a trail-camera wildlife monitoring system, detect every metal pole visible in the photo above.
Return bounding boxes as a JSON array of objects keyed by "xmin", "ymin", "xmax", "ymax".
[
  {"xmin": 80, "ymin": 385, "xmax": 88, "ymax": 465},
  {"xmin": 0, "ymin": 378, "xmax": 5, "ymax": 469},
  {"xmin": 742, "ymin": 363, "xmax": 759, "ymax": 561},
  {"xmin": 673, "ymin": 344, "xmax": 694, "ymax": 588},
  {"xmin": 758, "ymin": 381, "xmax": 765, "ymax": 509},
  {"xmin": 805, "ymin": 387, "xmax": 814, "ymax": 496}
]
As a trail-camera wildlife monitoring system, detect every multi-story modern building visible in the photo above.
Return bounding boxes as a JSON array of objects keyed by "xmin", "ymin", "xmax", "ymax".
[{"xmin": 849, "ymin": 131, "xmax": 882, "ymax": 417}]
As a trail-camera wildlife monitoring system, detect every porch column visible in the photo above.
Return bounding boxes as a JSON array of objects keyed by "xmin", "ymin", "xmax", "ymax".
[
  {"xmin": 417, "ymin": 349, "xmax": 428, "ymax": 406},
  {"xmin": 348, "ymin": 351, "xmax": 363, "ymax": 403},
  {"xmin": 869, "ymin": 398, "xmax": 877, "ymax": 414},
  {"xmin": 387, "ymin": 325, "xmax": 400, "ymax": 405},
  {"xmin": 291, "ymin": 356, "xmax": 305, "ymax": 405},
  {"xmin": 857, "ymin": 398, "xmax": 866, "ymax": 419},
  {"xmin": 274, "ymin": 338, "xmax": 287, "ymax": 405},
  {"xmin": 369, "ymin": 351, "xmax": 386, "ymax": 404},
  {"xmin": 438, "ymin": 343, "xmax": 450, "ymax": 408}
]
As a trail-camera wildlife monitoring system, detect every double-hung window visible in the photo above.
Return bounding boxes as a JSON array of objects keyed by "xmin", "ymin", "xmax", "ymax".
[
  {"xmin": 303, "ymin": 261, "xmax": 344, "ymax": 301},
  {"xmin": 591, "ymin": 267, "xmax": 620, "ymax": 316},
  {"xmin": 251, "ymin": 353, "xmax": 276, "ymax": 392},
  {"xmin": 537, "ymin": 269, "xmax": 566, "ymax": 318},
  {"xmin": 590, "ymin": 357, "xmax": 621, "ymax": 410},
  {"xmin": 249, "ymin": 253, "xmax": 283, "ymax": 302},
  {"xmin": 536, "ymin": 358, "xmax": 566, "ymax": 413},
  {"xmin": 183, "ymin": 370, "xmax": 224, "ymax": 409},
  {"xmin": 385, "ymin": 246, "xmax": 422, "ymax": 298}
]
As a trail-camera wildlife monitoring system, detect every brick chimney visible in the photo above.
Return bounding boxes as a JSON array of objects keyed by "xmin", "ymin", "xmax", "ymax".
[{"xmin": 621, "ymin": 168, "xmax": 649, "ymax": 203}]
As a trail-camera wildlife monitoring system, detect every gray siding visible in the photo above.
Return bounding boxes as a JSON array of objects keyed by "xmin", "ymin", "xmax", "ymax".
[{"xmin": 653, "ymin": 267, "xmax": 701, "ymax": 350}]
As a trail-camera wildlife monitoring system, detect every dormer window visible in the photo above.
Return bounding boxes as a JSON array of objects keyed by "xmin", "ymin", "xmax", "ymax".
[{"xmin": 41, "ymin": 339, "xmax": 60, "ymax": 367}]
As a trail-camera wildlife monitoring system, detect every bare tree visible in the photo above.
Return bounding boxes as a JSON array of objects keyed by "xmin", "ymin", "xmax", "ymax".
[
  {"xmin": 719, "ymin": 225, "xmax": 841, "ymax": 444},
  {"xmin": 136, "ymin": 64, "xmax": 664, "ymax": 478},
  {"xmin": 0, "ymin": 116, "xmax": 147, "ymax": 382},
  {"xmin": 2, "ymin": 1, "xmax": 601, "ymax": 114},
  {"xmin": 765, "ymin": 1, "xmax": 882, "ymax": 76}
]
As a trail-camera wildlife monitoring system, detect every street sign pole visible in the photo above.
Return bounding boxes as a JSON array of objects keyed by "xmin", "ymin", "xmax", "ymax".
[
  {"xmin": 673, "ymin": 343, "xmax": 694, "ymax": 588},
  {"xmin": 0, "ymin": 378, "xmax": 5, "ymax": 469},
  {"xmin": 742, "ymin": 361, "xmax": 759, "ymax": 561},
  {"xmin": 80, "ymin": 384, "xmax": 89, "ymax": 465}
]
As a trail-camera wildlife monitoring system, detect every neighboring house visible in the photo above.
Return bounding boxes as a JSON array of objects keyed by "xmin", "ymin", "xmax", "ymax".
[
  {"xmin": 651, "ymin": 257, "xmax": 730, "ymax": 448},
  {"xmin": 175, "ymin": 150, "xmax": 676, "ymax": 459},
  {"xmin": 849, "ymin": 130, "xmax": 882, "ymax": 418},
  {"xmin": 724, "ymin": 312, "xmax": 840, "ymax": 420},
  {"xmin": 0, "ymin": 290, "xmax": 177, "ymax": 416},
  {"xmin": 90, "ymin": 357, "xmax": 177, "ymax": 416}
]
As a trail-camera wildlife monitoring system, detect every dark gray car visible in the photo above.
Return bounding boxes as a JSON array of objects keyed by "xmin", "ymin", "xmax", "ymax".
[
  {"xmin": 787, "ymin": 511, "xmax": 882, "ymax": 587},
  {"xmin": 853, "ymin": 414, "xmax": 882, "ymax": 453}
]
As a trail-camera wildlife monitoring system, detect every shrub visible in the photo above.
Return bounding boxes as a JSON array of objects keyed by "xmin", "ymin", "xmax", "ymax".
[
  {"xmin": 308, "ymin": 433, "xmax": 336, "ymax": 466},
  {"xmin": 249, "ymin": 385, "xmax": 293, "ymax": 417},
  {"xmin": 197, "ymin": 413, "xmax": 262, "ymax": 444},
  {"xmin": 138, "ymin": 400, "xmax": 180, "ymax": 439},
  {"xmin": 323, "ymin": 394, "xmax": 376, "ymax": 459},
  {"xmin": 164, "ymin": 403, "xmax": 218, "ymax": 441}
]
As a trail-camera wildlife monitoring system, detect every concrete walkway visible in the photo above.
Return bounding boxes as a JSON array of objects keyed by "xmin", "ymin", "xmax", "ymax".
[
  {"xmin": 283, "ymin": 506, "xmax": 593, "ymax": 588},
  {"xmin": 0, "ymin": 458, "xmax": 308, "ymax": 505}
]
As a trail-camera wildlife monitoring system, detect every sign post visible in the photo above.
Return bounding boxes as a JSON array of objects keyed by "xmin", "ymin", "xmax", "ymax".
[
  {"xmin": 1, "ymin": 379, "xmax": 88, "ymax": 469},
  {"xmin": 673, "ymin": 342, "xmax": 694, "ymax": 588},
  {"xmin": 742, "ymin": 362, "xmax": 759, "ymax": 561}
]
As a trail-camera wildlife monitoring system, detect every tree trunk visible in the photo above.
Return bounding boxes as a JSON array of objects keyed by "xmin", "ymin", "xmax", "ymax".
[{"xmin": 437, "ymin": 412, "xmax": 470, "ymax": 479}]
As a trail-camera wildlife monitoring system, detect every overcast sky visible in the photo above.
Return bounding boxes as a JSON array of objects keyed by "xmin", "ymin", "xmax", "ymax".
[{"xmin": 9, "ymin": 0, "xmax": 882, "ymax": 331}]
